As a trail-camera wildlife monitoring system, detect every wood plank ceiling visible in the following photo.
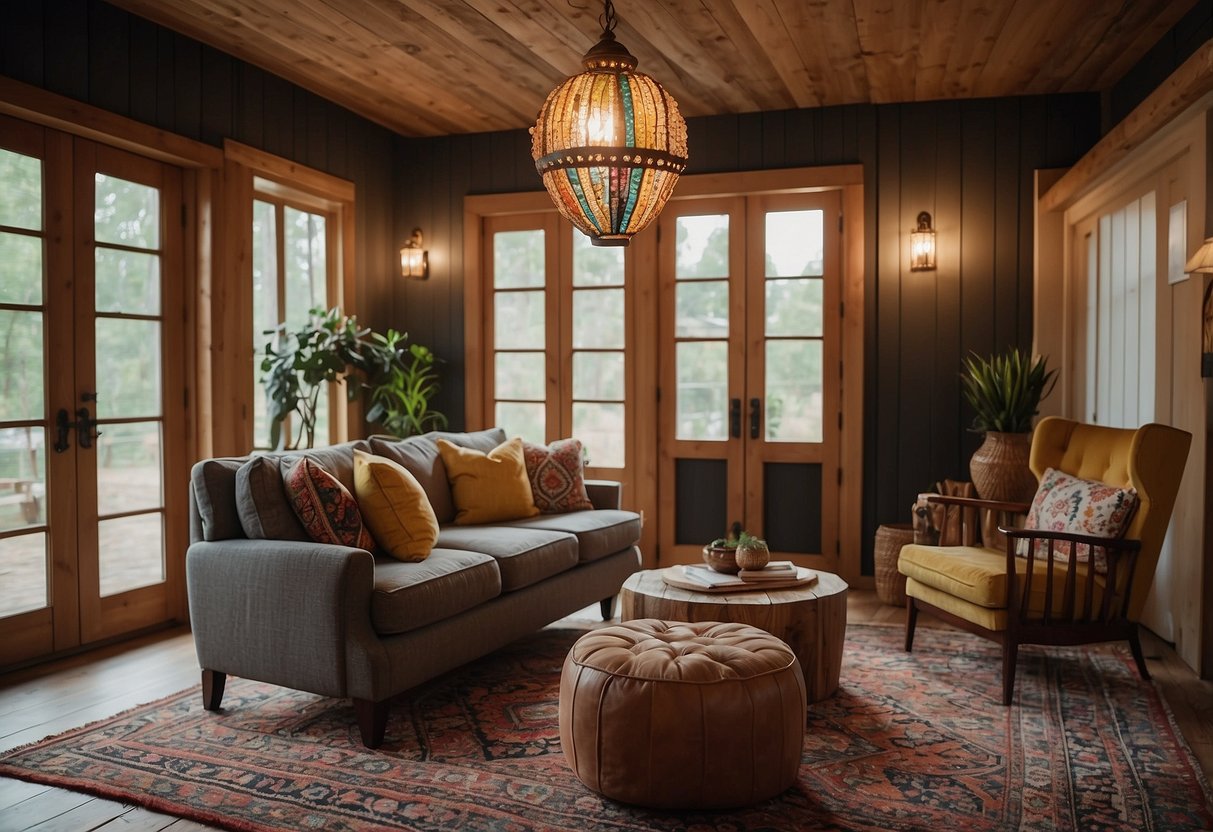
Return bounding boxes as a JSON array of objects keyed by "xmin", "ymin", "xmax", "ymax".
[{"xmin": 107, "ymin": 0, "xmax": 1199, "ymax": 138}]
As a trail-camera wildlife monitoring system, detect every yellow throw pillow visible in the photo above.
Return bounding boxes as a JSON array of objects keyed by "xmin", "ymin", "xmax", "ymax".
[
  {"xmin": 353, "ymin": 449, "xmax": 438, "ymax": 562},
  {"xmin": 436, "ymin": 437, "xmax": 539, "ymax": 525}
]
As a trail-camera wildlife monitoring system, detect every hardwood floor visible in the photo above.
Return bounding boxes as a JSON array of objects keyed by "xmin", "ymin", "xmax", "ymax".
[{"xmin": 1, "ymin": 591, "xmax": 1210, "ymax": 831}]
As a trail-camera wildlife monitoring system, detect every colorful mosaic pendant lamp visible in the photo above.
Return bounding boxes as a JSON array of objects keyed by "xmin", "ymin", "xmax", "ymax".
[{"xmin": 530, "ymin": 0, "xmax": 689, "ymax": 247}]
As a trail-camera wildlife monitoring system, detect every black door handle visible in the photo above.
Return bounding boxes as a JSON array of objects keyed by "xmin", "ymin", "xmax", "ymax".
[
  {"xmin": 750, "ymin": 397, "xmax": 761, "ymax": 439},
  {"xmin": 54, "ymin": 408, "xmax": 72, "ymax": 453},
  {"xmin": 76, "ymin": 405, "xmax": 101, "ymax": 449},
  {"xmin": 729, "ymin": 398, "xmax": 741, "ymax": 438}
]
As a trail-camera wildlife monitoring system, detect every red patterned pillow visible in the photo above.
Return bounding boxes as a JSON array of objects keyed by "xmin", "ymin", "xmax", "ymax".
[
  {"xmin": 283, "ymin": 457, "xmax": 375, "ymax": 550},
  {"xmin": 1022, "ymin": 467, "xmax": 1138, "ymax": 572},
  {"xmin": 523, "ymin": 438, "xmax": 593, "ymax": 514}
]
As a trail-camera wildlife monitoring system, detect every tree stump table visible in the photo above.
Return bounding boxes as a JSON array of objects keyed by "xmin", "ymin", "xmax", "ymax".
[{"xmin": 619, "ymin": 568, "xmax": 849, "ymax": 703}]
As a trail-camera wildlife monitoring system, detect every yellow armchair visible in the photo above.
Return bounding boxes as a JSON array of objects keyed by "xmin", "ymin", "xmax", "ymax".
[{"xmin": 897, "ymin": 417, "xmax": 1191, "ymax": 704}]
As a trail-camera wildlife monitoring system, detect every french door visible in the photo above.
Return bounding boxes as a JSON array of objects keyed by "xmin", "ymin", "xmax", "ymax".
[
  {"xmin": 657, "ymin": 191, "xmax": 842, "ymax": 568},
  {"xmin": 0, "ymin": 115, "xmax": 186, "ymax": 667}
]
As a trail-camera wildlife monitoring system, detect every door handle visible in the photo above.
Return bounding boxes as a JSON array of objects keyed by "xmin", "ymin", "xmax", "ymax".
[
  {"xmin": 76, "ymin": 405, "xmax": 101, "ymax": 449},
  {"xmin": 54, "ymin": 408, "xmax": 73, "ymax": 453},
  {"xmin": 749, "ymin": 397, "xmax": 761, "ymax": 439},
  {"xmin": 729, "ymin": 398, "xmax": 741, "ymax": 438}
]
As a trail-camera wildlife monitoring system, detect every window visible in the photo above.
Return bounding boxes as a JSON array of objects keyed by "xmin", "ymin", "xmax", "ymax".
[
  {"xmin": 222, "ymin": 141, "xmax": 355, "ymax": 453},
  {"xmin": 251, "ymin": 195, "xmax": 336, "ymax": 449},
  {"xmin": 485, "ymin": 216, "xmax": 633, "ymax": 472}
]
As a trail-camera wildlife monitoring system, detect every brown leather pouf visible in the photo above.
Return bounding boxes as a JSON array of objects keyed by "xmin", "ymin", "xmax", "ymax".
[{"xmin": 559, "ymin": 619, "xmax": 807, "ymax": 809}]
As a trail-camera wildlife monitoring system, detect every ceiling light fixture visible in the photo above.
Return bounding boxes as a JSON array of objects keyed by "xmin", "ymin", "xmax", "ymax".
[{"xmin": 530, "ymin": 0, "xmax": 688, "ymax": 247}]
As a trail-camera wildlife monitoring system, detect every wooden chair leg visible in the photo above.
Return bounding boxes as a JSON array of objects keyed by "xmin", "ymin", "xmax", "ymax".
[
  {"xmin": 599, "ymin": 595, "xmax": 615, "ymax": 621},
  {"xmin": 1128, "ymin": 625, "xmax": 1151, "ymax": 681},
  {"xmin": 1001, "ymin": 640, "xmax": 1019, "ymax": 705},
  {"xmin": 904, "ymin": 597, "xmax": 918, "ymax": 652},
  {"xmin": 201, "ymin": 669, "xmax": 226, "ymax": 711},
  {"xmin": 354, "ymin": 698, "xmax": 389, "ymax": 749}
]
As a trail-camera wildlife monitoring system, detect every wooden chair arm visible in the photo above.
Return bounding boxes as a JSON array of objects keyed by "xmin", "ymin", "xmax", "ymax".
[
  {"xmin": 926, "ymin": 494, "xmax": 1031, "ymax": 514},
  {"xmin": 1000, "ymin": 527, "xmax": 1142, "ymax": 553}
]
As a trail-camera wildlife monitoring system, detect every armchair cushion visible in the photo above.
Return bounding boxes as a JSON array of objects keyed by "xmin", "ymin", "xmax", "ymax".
[
  {"xmin": 370, "ymin": 549, "xmax": 501, "ymax": 635},
  {"xmin": 900, "ymin": 545, "xmax": 1105, "ymax": 628},
  {"xmin": 1023, "ymin": 467, "xmax": 1138, "ymax": 571}
]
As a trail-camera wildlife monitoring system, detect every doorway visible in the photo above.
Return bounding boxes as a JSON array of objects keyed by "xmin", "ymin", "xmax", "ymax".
[
  {"xmin": 0, "ymin": 114, "xmax": 187, "ymax": 667},
  {"xmin": 656, "ymin": 191, "xmax": 843, "ymax": 570}
]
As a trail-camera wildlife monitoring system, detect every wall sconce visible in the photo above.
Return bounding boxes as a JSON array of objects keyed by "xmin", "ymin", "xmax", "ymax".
[
  {"xmin": 910, "ymin": 211, "xmax": 936, "ymax": 272},
  {"xmin": 1187, "ymin": 237, "xmax": 1213, "ymax": 377},
  {"xmin": 400, "ymin": 228, "xmax": 428, "ymax": 279}
]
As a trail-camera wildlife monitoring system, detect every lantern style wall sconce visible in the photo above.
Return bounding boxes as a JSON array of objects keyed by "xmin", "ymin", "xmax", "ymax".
[
  {"xmin": 910, "ymin": 211, "xmax": 936, "ymax": 271},
  {"xmin": 400, "ymin": 228, "xmax": 428, "ymax": 279}
]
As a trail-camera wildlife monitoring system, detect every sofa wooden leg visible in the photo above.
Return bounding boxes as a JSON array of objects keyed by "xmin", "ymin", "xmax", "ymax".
[
  {"xmin": 904, "ymin": 598, "xmax": 918, "ymax": 652},
  {"xmin": 1128, "ymin": 626, "xmax": 1151, "ymax": 681},
  {"xmin": 354, "ymin": 698, "xmax": 389, "ymax": 749},
  {"xmin": 201, "ymin": 669, "xmax": 226, "ymax": 711},
  {"xmin": 599, "ymin": 595, "xmax": 615, "ymax": 621},
  {"xmin": 1001, "ymin": 641, "xmax": 1019, "ymax": 705}
]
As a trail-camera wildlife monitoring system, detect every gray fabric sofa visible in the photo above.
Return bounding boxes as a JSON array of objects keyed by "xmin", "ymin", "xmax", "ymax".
[{"xmin": 186, "ymin": 428, "xmax": 641, "ymax": 748}]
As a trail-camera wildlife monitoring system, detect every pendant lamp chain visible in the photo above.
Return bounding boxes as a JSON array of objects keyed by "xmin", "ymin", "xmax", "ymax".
[{"xmin": 530, "ymin": 0, "xmax": 689, "ymax": 247}]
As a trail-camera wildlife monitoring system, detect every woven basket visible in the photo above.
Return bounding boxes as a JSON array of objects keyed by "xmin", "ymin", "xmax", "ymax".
[{"xmin": 874, "ymin": 523, "xmax": 915, "ymax": 607}]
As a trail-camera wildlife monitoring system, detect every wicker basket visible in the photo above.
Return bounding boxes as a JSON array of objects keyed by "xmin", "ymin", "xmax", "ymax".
[{"xmin": 874, "ymin": 523, "xmax": 915, "ymax": 607}]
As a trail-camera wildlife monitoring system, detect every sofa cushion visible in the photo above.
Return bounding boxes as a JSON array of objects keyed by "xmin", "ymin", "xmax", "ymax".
[
  {"xmin": 500, "ymin": 510, "xmax": 641, "ymax": 563},
  {"xmin": 283, "ymin": 457, "xmax": 375, "ymax": 551},
  {"xmin": 236, "ymin": 456, "xmax": 309, "ymax": 541},
  {"xmin": 436, "ymin": 526, "xmax": 578, "ymax": 591},
  {"xmin": 190, "ymin": 458, "xmax": 246, "ymax": 541},
  {"xmin": 353, "ymin": 450, "xmax": 438, "ymax": 562},
  {"xmin": 369, "ymin": 428, "xmax": 507, "ymax": 525},
  {"xmin": 523, "ymin": 438, "xmax": 593, "ymax": 513},
  {"xmin": 370, "ymin": 549, "xmax": 501, "ymax": 635},
  {"xmin": 437, "ymin": 437, "xmax": 539, "ymax": 525}
]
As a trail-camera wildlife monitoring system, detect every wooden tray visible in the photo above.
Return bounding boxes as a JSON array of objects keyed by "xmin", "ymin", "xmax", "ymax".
[{"xmin": 661, "ymin": 565, "xmax": 819, "ymax": 593}]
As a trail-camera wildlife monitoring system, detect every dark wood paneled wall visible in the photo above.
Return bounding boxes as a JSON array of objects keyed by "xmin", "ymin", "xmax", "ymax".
[
  {"xmin": 0, "ymin": 0, "xmax": 398, "ymax": 336},
  {"xmin": 396, "ymin": 95, "xmax": 1101, "ymax": 573}
]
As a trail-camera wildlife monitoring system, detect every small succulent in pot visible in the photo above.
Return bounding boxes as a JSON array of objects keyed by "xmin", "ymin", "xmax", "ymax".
[
  {"xmin": 703, "ymin": 535, "xmax": 740, "ymax": 574},
  {"xmin": 735, "ymin": 531, "xmax": 770, "ymax": 571}
]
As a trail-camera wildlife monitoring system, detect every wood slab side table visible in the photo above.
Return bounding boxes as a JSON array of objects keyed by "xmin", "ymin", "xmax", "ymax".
[{"xmin": 619, "ymin": 568, "xmax": 849, "ymax": 703}]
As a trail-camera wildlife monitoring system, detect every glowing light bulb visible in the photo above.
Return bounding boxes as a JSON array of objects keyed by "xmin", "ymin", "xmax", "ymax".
[{"xmin": 586, "ymin": 110, "xmax": 615, "ymax": 146}]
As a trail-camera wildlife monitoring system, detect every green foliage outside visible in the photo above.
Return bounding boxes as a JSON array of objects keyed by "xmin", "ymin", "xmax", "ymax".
[
  {"xmin": 260, "ymin": 307, "xmax": 447, "ymax": 449},
  {"xmin": 961, "ymin": 348, "xmax": 1057, "ymax": 434}
]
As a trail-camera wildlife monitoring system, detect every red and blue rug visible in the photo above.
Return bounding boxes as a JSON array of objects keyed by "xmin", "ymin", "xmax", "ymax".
[{"xmin": 1, "ymin": 624, "xmax": 1210, "ymax": 831}]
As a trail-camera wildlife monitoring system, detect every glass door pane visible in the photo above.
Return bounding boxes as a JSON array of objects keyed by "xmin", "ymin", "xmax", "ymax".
[
  {"xmin": 0, "ymin": 143, "xmax": 50, "ymax": 622},
  {"xmin": 92, "ymin": 172, "xmax": 166, "ymax": 598},
  {"xmin": 571, "ymin": 230, "xmax": 625, "ymax": 467},
  {"xmin": 492, "ymin": 226, "xmax": 549, "ymax": 442}
]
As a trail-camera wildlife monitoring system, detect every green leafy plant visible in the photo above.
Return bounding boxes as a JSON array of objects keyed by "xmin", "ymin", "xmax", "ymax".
[
  {"xmin": 708, "ymin": 536, "xmax": 739, "ymax": 550},
  {"xmin": 737, "ymin": 531, "xmax": 767, "ymax": 550},
  {"xmin": 365, "ymin": 332, "xmax": 449, "ymax": 438},
  {"xmin": 960, "ymin": 348, "xmax": 1057, "ymax": 434},
  {"xmin": 260, "ymin": 307, "xmax": 446, "ymax": 449}
]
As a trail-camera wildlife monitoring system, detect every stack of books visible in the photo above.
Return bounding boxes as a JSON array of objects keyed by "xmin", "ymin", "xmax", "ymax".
[
  {"xmin": 677, "ymin": 561, "xmax": 812, "ymax": 590},
  {"xmin": 738, "ymin": 561, "xmax": 796, "ymax": 581}
]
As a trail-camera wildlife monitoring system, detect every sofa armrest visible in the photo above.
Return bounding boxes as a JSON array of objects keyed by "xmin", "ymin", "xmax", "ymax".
[
  {"xmin": 186, "ymin": 539, "xmax": 376, "ymax": 698},
  {"xmin": 585, "ymin": 479, "xmax": 622, "ymax": 510}
]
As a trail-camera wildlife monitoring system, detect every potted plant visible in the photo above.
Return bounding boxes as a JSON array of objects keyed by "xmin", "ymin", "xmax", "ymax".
[
  {"xmin": 261, "ymin": 307, "xmax": 446, "ymax": 449},
  {"xmin": 365, "ymin": 330, "xmax": 449, "ymax": 438},
  {"xmin": 703, "ymin": 535, "xmax": 740, "ymax": 574},
  {"xmin": 735, "ymin": 531, "xmax": 770, "ymax": 570},
  {"xmin": 961, "ymin": 347, "xmax": 1057, "ymax": 503}
]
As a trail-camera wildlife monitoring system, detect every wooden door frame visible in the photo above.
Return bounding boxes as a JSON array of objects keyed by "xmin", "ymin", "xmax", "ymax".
[
  {"xmin": 0, "ymin": 78, "xmax": 220, "ymax": 666},
  {"xmin": 465, "ymin": 164, "xmax": 865, "ymax": 582}
]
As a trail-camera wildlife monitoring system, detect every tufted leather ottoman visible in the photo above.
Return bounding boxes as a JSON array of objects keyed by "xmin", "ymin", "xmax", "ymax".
[{"xmin": 558, "ymin": 619, "xmax": 806, "ymax": 809}]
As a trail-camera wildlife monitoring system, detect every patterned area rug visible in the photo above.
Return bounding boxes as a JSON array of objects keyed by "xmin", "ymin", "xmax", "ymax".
[{"xmin": 2, "ymin": 624, "xmax": 1211, "ymax": 832}]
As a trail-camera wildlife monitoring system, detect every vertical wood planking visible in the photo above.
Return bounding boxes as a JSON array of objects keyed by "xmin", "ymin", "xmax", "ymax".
[
  {"xmin": 392, "ymin": 93, "xmax": 1099, "ymax": 572},
  {"xmin": 88, "ymin": 1, "xmax": 130, "ymax": 115},
  {"xmin": 41, "ymin": 0, "xmax": 88, "ymax": 101}
]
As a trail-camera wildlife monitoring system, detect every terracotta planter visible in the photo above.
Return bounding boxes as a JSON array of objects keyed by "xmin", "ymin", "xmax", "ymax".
[{"xmin": 969, "ymin": 431, "xmax": 1037, "ymax": 503}]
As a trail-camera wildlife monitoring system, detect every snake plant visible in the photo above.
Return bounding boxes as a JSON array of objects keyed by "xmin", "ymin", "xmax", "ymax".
[{"xmin": 960, "ymin": 348, "xmax": 1057, "ymax": 433}]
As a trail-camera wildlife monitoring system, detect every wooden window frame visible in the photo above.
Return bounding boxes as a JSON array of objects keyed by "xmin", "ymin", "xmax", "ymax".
[{"xmin": 221, "ymin": 140, "xmax": 356, "ymax": 453}]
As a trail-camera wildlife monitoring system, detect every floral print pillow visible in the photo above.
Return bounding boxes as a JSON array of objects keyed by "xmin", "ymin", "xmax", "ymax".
[
  {"xmin": 1022, "ymin": 467, "xmax": 1138, "ymax": 572},
  {"xmin": 283, "ymin": 457, "xmax": 375, "ymax": 551}
]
